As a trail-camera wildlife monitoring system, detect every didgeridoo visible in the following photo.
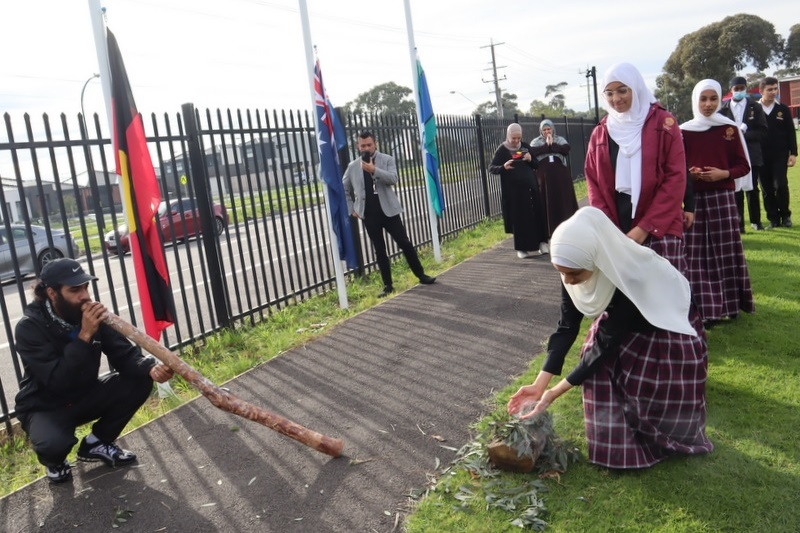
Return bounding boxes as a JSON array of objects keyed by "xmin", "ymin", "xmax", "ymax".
[{"xmin": 103, "ymin": 312, "xmax": 344, "ymax": 458}]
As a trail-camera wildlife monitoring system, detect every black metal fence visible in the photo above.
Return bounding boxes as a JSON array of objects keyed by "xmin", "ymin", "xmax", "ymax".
[{"xmin": 0, "ymin": 108, "xmax": 596, "ymax": 431}]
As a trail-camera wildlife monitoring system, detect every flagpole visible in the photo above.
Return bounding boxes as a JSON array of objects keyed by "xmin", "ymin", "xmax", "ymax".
[
  {"xmin": 402, "ymin": 0, "xmax": 441, "ymax": 262},
  {"xmin": 297, "ymin": 0, "xmax": 349, "ymax": 309},
  {"xmin": 87, "ymin": 4, "xmax": 177, "ymax": 398},
  {"xmin": 87, "ymin": 0, "xmax": 113, "ymax": 138}
]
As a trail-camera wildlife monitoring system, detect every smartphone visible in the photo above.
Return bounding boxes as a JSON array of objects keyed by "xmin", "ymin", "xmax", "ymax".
[{"xmin": 361, "ymin": 151, "xmax": 371, "ymax": 163}]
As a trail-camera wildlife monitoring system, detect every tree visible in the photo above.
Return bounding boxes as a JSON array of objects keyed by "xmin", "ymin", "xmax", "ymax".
[
  {"xmin": 343, "ymin": 82, "xmax": 415, "ymax": 116},
  {"xmin": 745, "ymin": 71, "xmax": 766, "ymax": 88},
  {"xmin": 475, "ymin": 92, "xmax": 521, "ymax": 119},
  {"xmin": 785, "ymin": 23, "xmax": 800, "ymax": 67},
  {"xmin": 544, "ymin": 82, "xmax": 568, "ymax": 112},
  {"xmin": 655, "ymin": 14, "xmax": 784, "ymax": 120}
]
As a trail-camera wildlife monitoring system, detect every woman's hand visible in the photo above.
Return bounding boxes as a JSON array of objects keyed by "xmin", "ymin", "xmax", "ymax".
[
  {"xmin": 507, "ymin": 372, "xmax": 553, "ymax": 416},
  {"xmin": 626, "ymin": 225, "xmax": 649, "ymax": 244},
  {"xmin": 503, "ymin": 159, "xmax": 515, "ymax": 170},
  {"xmin": 522, "ymin": 152, "xmax": 532, "ymax": 162},
  {"xmin": 523, "ymin": 379, "xmax": 573, "ymax": 419},
  {"xmin": 683, "ymin": 211, "xmax": 695, "ymax": 229},
  {"xmin": 699, "ymin": 166, "xmax": 729, "ymax": 182},
  {"xmin": 546, "ymin": 134, "xmax": 553, "ymax": 146},
  {"xmin": 507, "ymin": 384, "xmax": 544, "ymax": 416}
]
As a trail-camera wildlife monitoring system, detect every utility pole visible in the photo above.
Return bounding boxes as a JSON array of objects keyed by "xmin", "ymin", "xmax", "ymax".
[
  {"xmin": 585, "ymin": 66, "xmax": 600, "ymax": 124},
  {"xmin": 481, "ymin": 39, "xmax": 506, "ymax": 118}
]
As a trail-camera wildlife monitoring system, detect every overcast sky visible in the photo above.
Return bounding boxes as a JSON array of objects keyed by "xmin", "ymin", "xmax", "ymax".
[{"xmin": 1, "ymin": 0, "xmax": 796, "ymax": 122}]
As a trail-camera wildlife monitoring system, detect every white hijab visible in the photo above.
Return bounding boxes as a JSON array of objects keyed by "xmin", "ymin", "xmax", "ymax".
[
  {"xmin": 679, "ymin": 79, "xmax": 752, "ymax": 192},
  {"xmin": 601, "ymin": 63, "xmax": 657, "ymax": 218},
  {"xmin": 550, "ymin": 206, "xmax": 697, "ymax": 337}
]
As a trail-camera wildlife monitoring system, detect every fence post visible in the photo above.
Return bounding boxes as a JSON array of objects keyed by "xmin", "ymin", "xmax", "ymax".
[
  {"xmin": 181, "ymin": 103, "xmax": 231, "ymax": 329},
  {"xmin": 474, "ymin": 114, "xmax": 491, "ymax": 217}
]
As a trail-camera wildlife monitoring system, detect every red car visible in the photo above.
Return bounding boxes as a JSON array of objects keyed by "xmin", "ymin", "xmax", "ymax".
[{"xmin": 105, "ymin": 198, "xmax": 229, "ymax": 254}]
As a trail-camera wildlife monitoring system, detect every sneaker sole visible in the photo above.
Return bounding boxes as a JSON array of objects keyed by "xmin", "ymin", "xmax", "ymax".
[{"xmin": 78, "ymin": 454, "xmax": 136, "ymax": 467}]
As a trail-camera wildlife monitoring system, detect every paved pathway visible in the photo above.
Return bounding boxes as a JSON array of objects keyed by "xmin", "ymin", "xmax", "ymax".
[{"xmin": 1, "ymin": 239, "xmax": 564, "ymax": 533}]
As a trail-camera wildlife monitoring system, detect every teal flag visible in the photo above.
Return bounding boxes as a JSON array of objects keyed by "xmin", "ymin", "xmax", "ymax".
[{"xmin": 416, "ymin": 57, "xmax": 445, "ymax": 216}]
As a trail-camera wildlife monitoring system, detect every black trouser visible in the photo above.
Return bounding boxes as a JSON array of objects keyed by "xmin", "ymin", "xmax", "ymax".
[
  {"xmin": 734, "ymin": 166, "xmax": 762, "ymax": 229},
  {"xmin": 18, "ymin": 372, "xmax": 153, "ymax": 467},
  {"xmin": 363, "ymin": 211, "xmax": 425, "ymax": 288},
  {"xmin": 761, "ymin": 152, "xmax": 791, "ymax": 224}
]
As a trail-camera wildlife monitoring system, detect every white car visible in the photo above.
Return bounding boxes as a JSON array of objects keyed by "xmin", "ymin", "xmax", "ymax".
[{"xmin": 0, "ymin": 224, "xmax": 81, "ymax": 281}]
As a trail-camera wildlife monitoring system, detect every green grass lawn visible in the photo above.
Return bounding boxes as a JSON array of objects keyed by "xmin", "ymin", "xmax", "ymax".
[{"xmin": 406, "ymin": 160, "xmax": 800, "ymax": 532}]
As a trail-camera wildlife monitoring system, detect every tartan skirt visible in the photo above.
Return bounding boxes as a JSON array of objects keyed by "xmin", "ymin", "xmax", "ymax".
[
  {"xmin": 642, "ymin": 233, "xmax": 688, "ymax": 276},
  {"xmin": 685, "ymin": 189, "xmax": 755, "ymax": 321},
  {"xmin": 581, "ymin": 311, "xmax": 714, "ymax": 469}
]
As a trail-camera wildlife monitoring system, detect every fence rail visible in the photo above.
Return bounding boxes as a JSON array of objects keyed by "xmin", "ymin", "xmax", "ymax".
[{"xmin": 0, "ymin": 108, "xmax": 596, "ymax": 431}]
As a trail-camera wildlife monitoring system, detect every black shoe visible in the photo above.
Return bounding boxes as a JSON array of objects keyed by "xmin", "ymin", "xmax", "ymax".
[
  {"xmin": 766, "ymin": 220, "xmax": 780, "ymax": 229},
  {"xmin": 77, "ymin": 437, "xmax": 137, "ymax": 467},
  {"xmin": 751, "ymin": 223, "xmax": 765, "ymax": 231},
  {"xmin": 739, "ymin": 227, "xmax": 746, "ymax": 235},
  {"xmin": 418, "ymin": 275, "xmax": 437, "ymax": 285},
  {"xmin": 378, "ymin": 286, "xmax": 394, "ymax": 298},
  {"xmin": 782, "ymin": 216, "xmax": 792, "ymax": 228},
  {"xmin": 45, "ymin": 460, "xmax": 72, "ymax": 484}
]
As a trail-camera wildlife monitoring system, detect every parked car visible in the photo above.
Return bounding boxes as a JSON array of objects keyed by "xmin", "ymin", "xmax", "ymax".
[
  {"xmin": 0, "ymin": 224, "xmax": 80, "ymax": 281},
  {"xmin": 105, "ymin": 198, "xmax": 229, "ymax": 255}
]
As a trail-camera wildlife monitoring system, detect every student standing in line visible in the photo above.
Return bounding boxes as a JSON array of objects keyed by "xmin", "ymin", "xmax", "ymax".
[
  {"xmin": 758, "ymin": 76, "xmax": 798, "ymax": 228},
  {"xmin": 680, "ymin": 79, "xmax": 754, "ymax": 325},
  {"xmin": 584, "ymin": 62, "xmax": 689, "ymax": 273},
  {"xmin": 718, "ymin": 75, "xmax": 767, "ymax": 233}
]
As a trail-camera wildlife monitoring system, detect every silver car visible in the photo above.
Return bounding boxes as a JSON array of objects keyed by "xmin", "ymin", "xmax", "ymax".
[{"xmin": 0, "ymin": 224, "xmax": 81, "ymax": 281}]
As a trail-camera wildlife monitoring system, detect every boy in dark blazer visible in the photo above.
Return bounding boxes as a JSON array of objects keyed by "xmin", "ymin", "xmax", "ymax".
[{"xmin": 719, "ymin": 76, "xmax": 768, "ymax": 232}]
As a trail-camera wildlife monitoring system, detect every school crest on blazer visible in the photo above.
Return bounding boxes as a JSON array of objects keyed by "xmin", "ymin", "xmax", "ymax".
[{"xmin": 724, "ymin": 127, "xmax": 736, "ymax": 141}]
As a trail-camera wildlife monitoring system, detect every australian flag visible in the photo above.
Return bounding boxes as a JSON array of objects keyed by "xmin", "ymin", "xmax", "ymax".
[{"xmin": 314, "ymin": 60, "xmax": 357, "ymax": 269}]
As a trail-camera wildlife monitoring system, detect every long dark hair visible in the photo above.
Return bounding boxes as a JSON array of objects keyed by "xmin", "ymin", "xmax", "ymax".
[{"xmin": 32, "ymin": 279, "xmax": 61, "ymax": 303}]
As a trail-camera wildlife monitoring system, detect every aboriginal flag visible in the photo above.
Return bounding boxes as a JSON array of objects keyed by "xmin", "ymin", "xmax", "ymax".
[{"xmin": 107, "ymin": 29, "xmax": 174, "ymax": 339}]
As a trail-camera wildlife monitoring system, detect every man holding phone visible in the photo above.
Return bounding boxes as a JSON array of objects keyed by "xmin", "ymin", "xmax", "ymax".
[{"xmin": 343, "ymin": 130, "xmax": 436, "ymax": 297}]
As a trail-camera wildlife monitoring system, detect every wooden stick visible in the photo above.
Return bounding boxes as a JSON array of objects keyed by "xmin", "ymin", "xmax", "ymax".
[{"xmin": 104, "ymin": 312, "xmax": 344, "ymax": 458}]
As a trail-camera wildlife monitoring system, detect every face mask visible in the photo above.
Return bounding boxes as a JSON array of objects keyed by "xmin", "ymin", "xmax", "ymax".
[{"xmin": 732, "ymin": 91, "xmax": 747, "ymax": 102}]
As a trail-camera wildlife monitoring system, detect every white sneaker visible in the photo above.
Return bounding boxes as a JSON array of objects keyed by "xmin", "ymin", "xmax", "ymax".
[
  {"xmin": 539, "ymin": 242, "xmax": 550, "ymax": 255},
  {"xmin": 516, "ymin": 251, "xmax": 529, "ymax": 259}
]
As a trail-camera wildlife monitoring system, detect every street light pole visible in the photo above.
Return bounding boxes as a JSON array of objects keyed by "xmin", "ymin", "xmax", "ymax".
[
  {"xmin": 80, "ymin": 73, "xmax": 100, "ymax": 135},
  {"xmin": 450, "ymin": 90, "xmax": 479, "ymax": 111}
]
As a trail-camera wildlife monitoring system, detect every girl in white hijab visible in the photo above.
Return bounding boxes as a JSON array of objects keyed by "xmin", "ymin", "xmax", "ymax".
[
  {"xmin": 679, "ymin": 79, "xmax": 755, "ymax": 324},
  {"xmin": 680, "ymin": 79, "xmax": 752, "ymax": 192},
  {"xmin": 508, "ymin": 207, "xmax": 713, "ymax": 469},
  {"xmin": 601, "ymin": 62, "xmax": 657, "ymax": 219},
  {"xmin": 584, "ymin": 62, "xmax": 689, "ymax": 277}
]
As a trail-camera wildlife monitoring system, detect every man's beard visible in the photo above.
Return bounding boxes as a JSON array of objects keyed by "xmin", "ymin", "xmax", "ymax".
[{"xmin": 53, "ymin": 292, "xmax": 83, "ymax": 325}]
